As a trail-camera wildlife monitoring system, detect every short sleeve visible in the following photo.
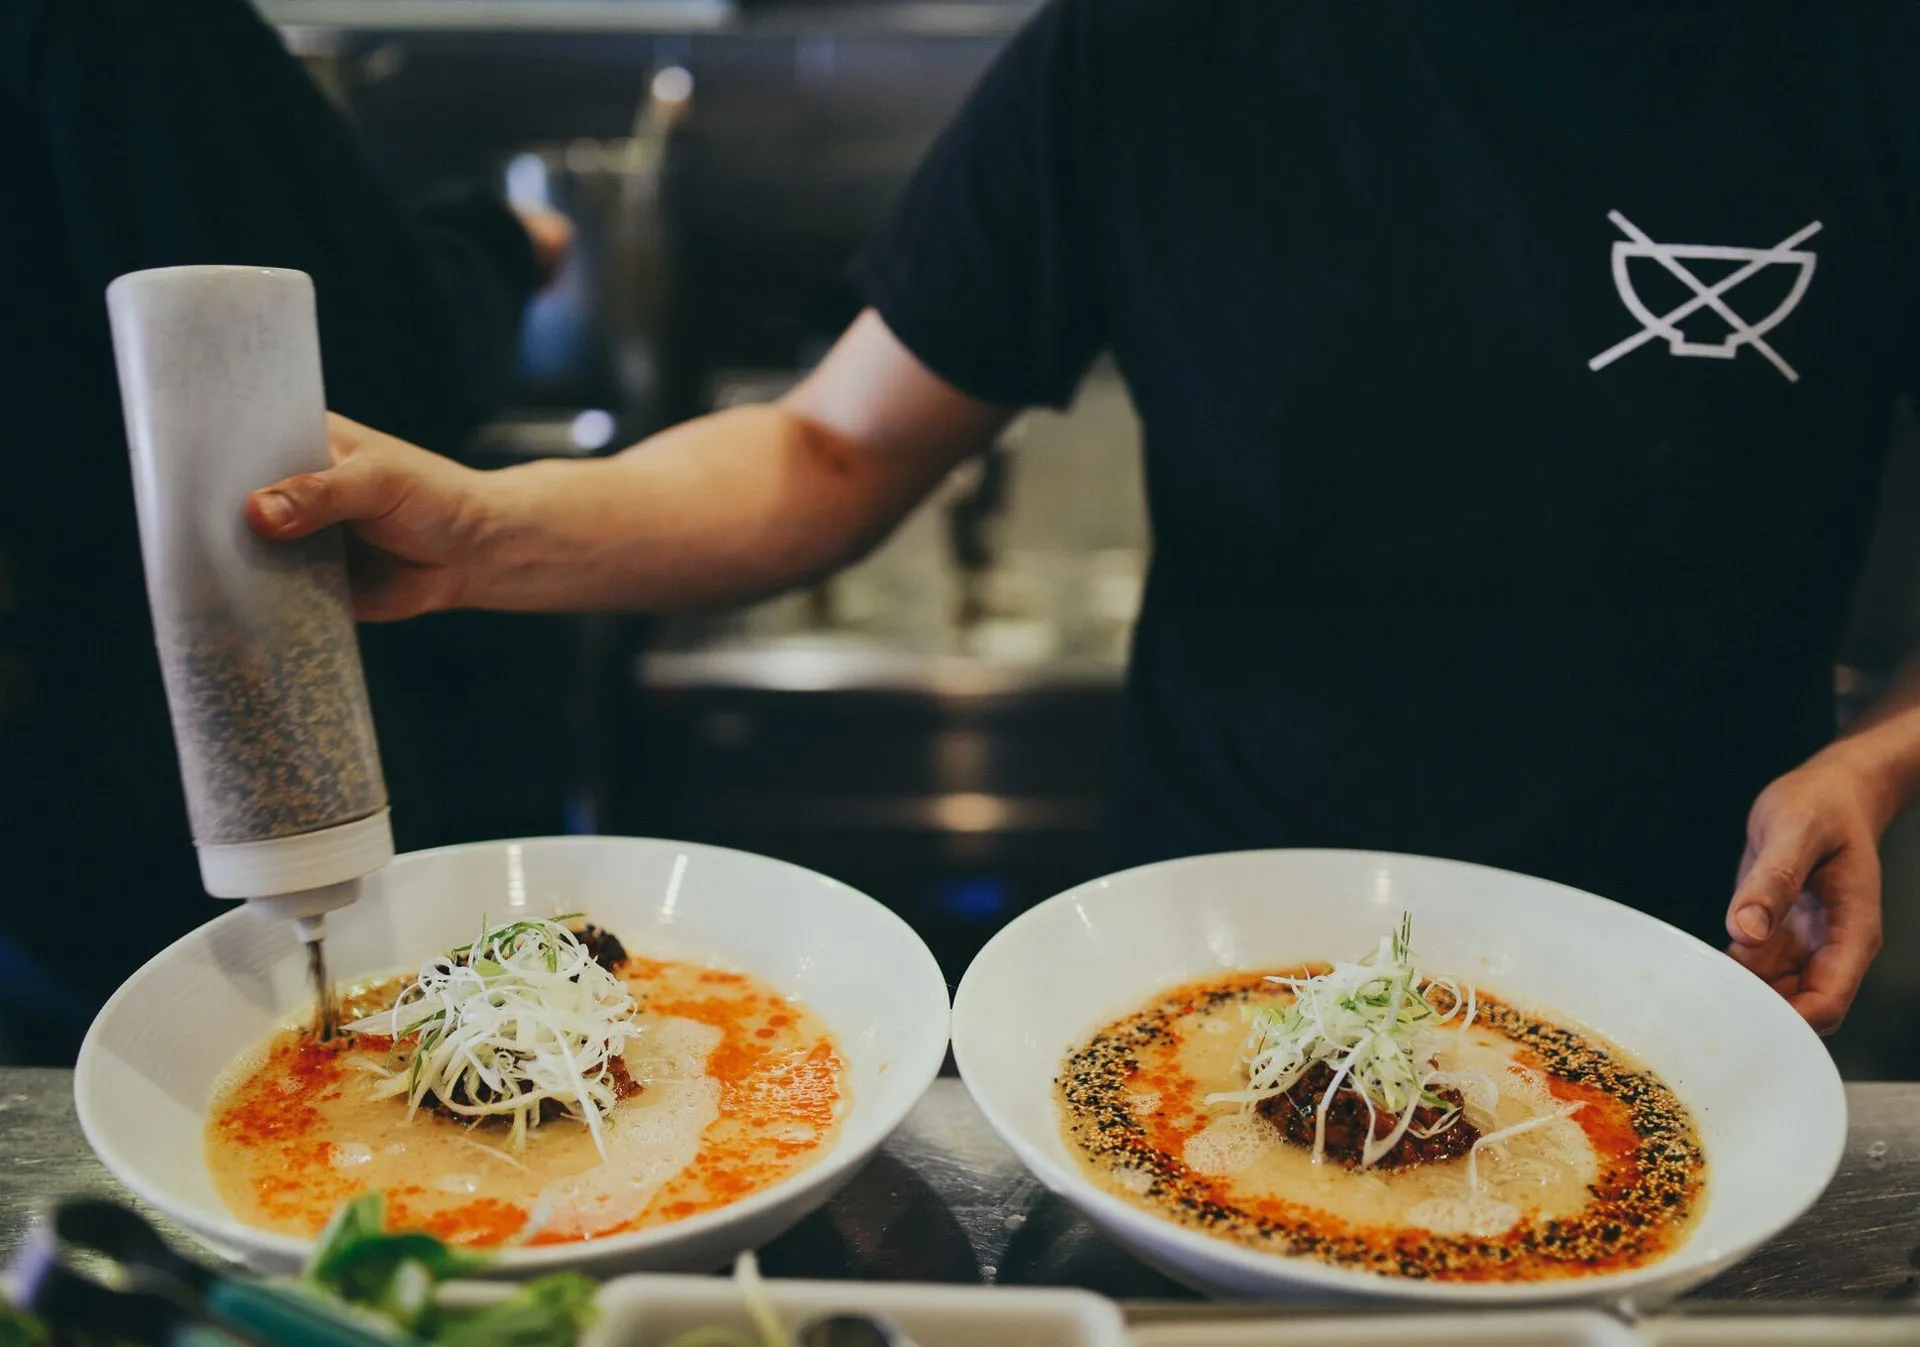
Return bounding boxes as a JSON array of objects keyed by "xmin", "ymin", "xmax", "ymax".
[{"xmin": 853, "ymin": 0, "xmax": 1104, "ymax": 410}]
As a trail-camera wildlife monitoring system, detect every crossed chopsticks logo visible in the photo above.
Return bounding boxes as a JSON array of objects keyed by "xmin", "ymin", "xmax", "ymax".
[{"xmin": 1589, "ymin": 211, "xmax": 1822, "ymax": 383}]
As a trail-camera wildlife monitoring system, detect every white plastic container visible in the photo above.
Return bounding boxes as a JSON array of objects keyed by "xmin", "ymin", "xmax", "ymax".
[
  {"xmin": 106, "ymin": 265, "xmax": 392, "ymax": 931},
  {"xmin": 572, "ymin": 1274, "xmax": 1127, "ymax": 1347},
  {"xmin": 1127, "ymin": 1310, "xmax": 1637, "ymax": 1347}
]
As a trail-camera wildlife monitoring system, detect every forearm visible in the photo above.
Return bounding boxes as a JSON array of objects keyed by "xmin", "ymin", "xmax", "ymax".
[
  {"xmin": 467, "ymin": 403, "xmax": 945, "ymax": 613},
  {"xmin": 1809, "ymin": 653, "xmax": 1920, "ymax": 835},
  {"xmin": 250, "ymin": 309, "xmax": 1006, "ymax": 621}
]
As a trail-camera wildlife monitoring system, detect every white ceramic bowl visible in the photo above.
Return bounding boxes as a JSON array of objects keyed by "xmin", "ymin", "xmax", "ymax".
[
  {"xmin": 952, "ymin": 849, "xmax": 1846, "ymax": 1305},
  {"xmin": 75, "ymin": 836, "xmax": 950, "ymax": 1276}
]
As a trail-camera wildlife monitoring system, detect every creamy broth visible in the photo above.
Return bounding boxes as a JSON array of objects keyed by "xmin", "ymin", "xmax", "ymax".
[
  {"xmin": 208, "ymin": 956, "xmax": 844, "ymax": 1246},
  {"xmin": 1059, "ymin": 971, "xmax": 1705, "ymax": 1282}
]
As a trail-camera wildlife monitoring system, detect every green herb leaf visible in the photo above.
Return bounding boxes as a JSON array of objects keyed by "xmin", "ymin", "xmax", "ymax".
[
  {"xmin": 430, "ymin": 1275, "xmax": 599, "ymax": 1347},
  {"xmin": 0, "ymin": 1305, "xmax": 48, "ymax": 1347},
  {"xmin": 304, "ymin": 1193, "xmax": 491, "ymax": 1317}
]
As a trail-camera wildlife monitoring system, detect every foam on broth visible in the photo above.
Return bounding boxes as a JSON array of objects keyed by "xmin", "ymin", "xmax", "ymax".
[
  {"xmin": 1058, "ymin": 970, "xmax": 1705, "ymax": 1282},
  {"xmin": 208, "ymin": 955, "xmax": 845, "ymax": 1246}
]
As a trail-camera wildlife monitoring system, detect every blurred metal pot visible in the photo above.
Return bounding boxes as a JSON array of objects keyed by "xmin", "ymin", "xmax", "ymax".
[{"xmin": 506, "ymin": 65, "xmax": 692, "ymax": 412}]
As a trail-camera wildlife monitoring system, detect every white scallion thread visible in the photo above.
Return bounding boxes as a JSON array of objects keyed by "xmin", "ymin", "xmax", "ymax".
[
  {"xmin": 1466, "ymin": 1102, "xmax": 1587, "ymax": 1195},
  {"xmin": 344, "ymin": 914, "xmax": 639, "ymax": 1160}
]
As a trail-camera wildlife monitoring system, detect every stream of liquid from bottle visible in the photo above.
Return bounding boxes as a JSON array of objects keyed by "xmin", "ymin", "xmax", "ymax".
[{"xmin": 307, "ymin": 938, "xmax": 338, "ymax": 1041}]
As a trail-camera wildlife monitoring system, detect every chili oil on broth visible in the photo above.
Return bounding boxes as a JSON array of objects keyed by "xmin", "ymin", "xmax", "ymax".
[
  {"xmin": 207, "ymin": 955, "xmax": 845, "ymax": 1246},
  {"xmin": 1057, "ymin": 970, "xmax": 1706, "ymax": 1282}
]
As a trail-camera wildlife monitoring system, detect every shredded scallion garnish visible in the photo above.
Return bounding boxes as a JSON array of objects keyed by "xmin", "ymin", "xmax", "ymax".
[
  {"xmin": 1205, "ymin": 913, "xmax": 1483, "ymax": 1168},
  {"xmin": 343, "ymin": 914, "xmax": 639, "ymax": 1160}
]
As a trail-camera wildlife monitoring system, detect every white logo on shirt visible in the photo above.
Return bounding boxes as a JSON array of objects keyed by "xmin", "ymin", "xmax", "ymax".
[{"xmin": 1588, "ymin": 211, "xmax": 1821, "ymax": 383}]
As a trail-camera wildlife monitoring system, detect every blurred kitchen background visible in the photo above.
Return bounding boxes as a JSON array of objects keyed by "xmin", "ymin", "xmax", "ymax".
[{"xmin": 259, "ymin": 0, "xmax": 1917, "ymax": 1076}]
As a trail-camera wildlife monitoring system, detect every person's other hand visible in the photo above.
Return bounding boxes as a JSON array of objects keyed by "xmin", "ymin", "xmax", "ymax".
[
  {"xmin": 514, "ymin": 206, "xmax": 574, "ymax": 289},
  {"xmin": 245, "ymin": 414, "xmax": 494, "ymax": 621},
  {"xmin": 1725, "ymin": 755, "xmax": 1888, "ymax": 1034}
]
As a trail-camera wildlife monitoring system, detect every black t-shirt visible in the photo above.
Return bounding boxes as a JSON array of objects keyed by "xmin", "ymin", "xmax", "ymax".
[{"xmin": 857, "ymin": 0, "xmax": 1920, "ymax": 941}]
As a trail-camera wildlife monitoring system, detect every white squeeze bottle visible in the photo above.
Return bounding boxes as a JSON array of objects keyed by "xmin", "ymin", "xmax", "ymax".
[{"xmin": 106, "ymin": 265, "xmax": 393, "ymax": 1035}]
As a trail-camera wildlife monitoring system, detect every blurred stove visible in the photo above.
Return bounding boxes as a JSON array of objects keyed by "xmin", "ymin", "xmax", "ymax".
[{"xmin": 621, "ymin": 640, "xmax": 1120, "ymax": 986}]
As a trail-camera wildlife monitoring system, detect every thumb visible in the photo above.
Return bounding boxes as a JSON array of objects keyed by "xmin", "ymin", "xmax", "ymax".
[
  {"xmin": 1726, "ymin": 812, "xmax": 1826, "ymax": 948},
  {"xmin": 246, "ymin": 452, "xmax": 397, "ymax": 543}
]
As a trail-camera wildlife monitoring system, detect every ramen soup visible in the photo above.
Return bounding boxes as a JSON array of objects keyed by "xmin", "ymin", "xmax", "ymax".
[
  {"xmin": 1057, "ymin": 923, "xmax": 1706, "ymax": 1282},
  {"xmin": 208, "ymin": 918, "xmax": 845, "ymax": 1247}
]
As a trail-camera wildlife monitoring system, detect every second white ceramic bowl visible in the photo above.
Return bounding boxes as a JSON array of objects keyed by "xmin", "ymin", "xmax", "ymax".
[{"xmin": 953, "ymin": 849, "xmax": 1845, "ymax": 1305}]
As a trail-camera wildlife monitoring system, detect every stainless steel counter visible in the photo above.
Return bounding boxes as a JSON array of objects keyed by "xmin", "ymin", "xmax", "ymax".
[{"xmin": 2, "ymin": 1071, "xmax": 1915, "ymax": 1310}]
